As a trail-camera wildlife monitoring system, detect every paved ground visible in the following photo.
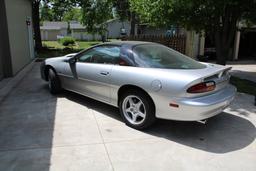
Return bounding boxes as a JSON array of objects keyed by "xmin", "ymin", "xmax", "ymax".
[
  {"xmin": 227, "ymin": 60, "xmax": 256, "ymax": 82},
  {"xmin": 0, "ymin": 63, "xmax": 255, "ymax": 171}
]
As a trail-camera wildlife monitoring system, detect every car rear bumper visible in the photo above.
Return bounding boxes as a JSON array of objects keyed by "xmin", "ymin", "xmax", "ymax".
[{"xmin": 155, "ymin": 85, "xmax": 236, "ymax": 121}]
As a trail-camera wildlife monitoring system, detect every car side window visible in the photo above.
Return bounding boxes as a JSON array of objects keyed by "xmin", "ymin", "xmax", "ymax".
[
  {"xmin": 77, "ymin": 49, "xmax": 95, "ymax": 63},
  {"xmin": 77, "ymin": 46, "xmax": 122, "ymax": 65}
]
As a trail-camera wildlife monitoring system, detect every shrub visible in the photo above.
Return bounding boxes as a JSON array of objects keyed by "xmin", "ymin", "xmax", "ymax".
[{"xmin": 58, "ymin": 37, "xmax": 76, "ymax": 46}]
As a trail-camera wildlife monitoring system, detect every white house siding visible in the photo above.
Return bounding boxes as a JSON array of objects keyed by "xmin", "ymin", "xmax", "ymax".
[
  {"xmin": 106, "ymin": 20, "xmax": 131, "ymax": 38},
  {"xmin": 41, "ymin": 30, "xmax": 62, "ymax": 41},
  {"xmin": 43, "ymin": 22, "xmax": 68, "ymax": 29},
  {"xmin": 71, "ymin": 30, "xmax": 101, "ymax": 41},
  {"xmin": 41, "ymin": 22, "xmax": 68, "ymax": 41},
  {"xmin": 82, "ymin": 34, "xmax": 101, "ymax": 41},
  {"xmin": 4, "ymin": 0, "xmax": 34, "ymax": 75},
  {"xmin": 41, "ymin": 30, "xmax": 47, "ymax": 41},
  {"xmin": 60, "ymin": 28, "xmax": 68, "ymax": 37},
  {"xmin": 71, "ymin": 30, "xmax": 86, "ymax": 40},
  {"xmin": 185, "ymin": 31, "xmax": 200, "ymax": 58}
]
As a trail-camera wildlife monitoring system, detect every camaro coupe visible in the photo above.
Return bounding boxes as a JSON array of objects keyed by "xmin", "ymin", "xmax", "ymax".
[{"xmin": 41, "ymin": 41, "xmax": 236, "ymax": 129}]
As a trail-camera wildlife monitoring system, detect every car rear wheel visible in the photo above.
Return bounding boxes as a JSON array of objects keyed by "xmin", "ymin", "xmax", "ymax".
[
  {"xmin": 119, "ymin": 90, "xmax": 156, "ymax": 129},
  {"xmin": 48, "ymin": 69, "xmax": 62, "ymax": 94}
]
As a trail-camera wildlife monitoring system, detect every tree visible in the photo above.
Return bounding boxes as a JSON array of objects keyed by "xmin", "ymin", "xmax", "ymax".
[
  {"xmin": 40, "ymin": 1, "xmax": 53, "ymax": 21},
  {"xmin": 33, "ymin": 0, "xmax": 77, "ymax": 51},
  {"xmin": 40, "ymin": 0, "xmax": 81, "ymax": 22},
  {"xmin": 63, "ymin": 7, "xmax": 82, "ymax": 22},
  {"xmin": 80, "ymin": 0, "xmax": 113, "ymax": 41},
  {"xmin": 32, "ymin": 0, "xmax": 44, "ymax": 51},
  {"xmin": 130, "ymin": 0, "xmax": 256, "ymax": 65},
  {"xmin": 78, "ymin": 0, "xmax": 139, "ymax": 39},
  {"xmin": 113, "ymin": 0, "xmax": 137, "ymax": 35},
  {"xmin": 113, "ymin": 0, "xmax": 130, "ymax": 21},
  {"xmin": 49, "ymin": 0, "xmax": 76, "ymax": 21}
]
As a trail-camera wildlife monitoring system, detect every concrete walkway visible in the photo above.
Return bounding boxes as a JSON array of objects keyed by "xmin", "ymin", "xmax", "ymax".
[
  {"xmin": 227, "ymin": 60, "xmax": 256, "ymax": 82},
  {"xmin": 0, "ymin": 63, "xmax": 255, "ymax": 171}
]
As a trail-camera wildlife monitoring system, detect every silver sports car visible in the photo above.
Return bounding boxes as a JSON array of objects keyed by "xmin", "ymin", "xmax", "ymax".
[{"xmin": 41, "ymin": 41, "xmax": 236, "ymax": 129}]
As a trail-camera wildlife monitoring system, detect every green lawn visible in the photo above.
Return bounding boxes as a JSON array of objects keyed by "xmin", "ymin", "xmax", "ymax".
[
  {"xmin": 42, "ymin": 40, "xmax": 101, "ymax": 50},
  {"xmin": 38, "ymin": 41, "xmax": 102, "ymax": 58},
  {"xmin": 42, "ymin": 41, "xmax": 65, "ymax": 49},
  {"xmin": 230, "ymin": 76, "xmax": 256, "ymax": 95},
  {"xmin": 77, "ymin": 41, "xmax": 101, "ymax": 49}
]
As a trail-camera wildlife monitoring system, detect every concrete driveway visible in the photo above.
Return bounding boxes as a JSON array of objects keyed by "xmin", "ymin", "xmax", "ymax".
[
  {"xmin": 227, "ymin": 60, "xmax": 256, "ymax": 82},
  {"xmin": 0, "ymin": 63, "xmax": 256, "ymax": 171}
]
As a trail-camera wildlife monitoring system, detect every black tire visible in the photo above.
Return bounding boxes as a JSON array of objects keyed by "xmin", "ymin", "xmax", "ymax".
[
  {"xmin": 119, "ymin": 89, "xmax": 156, "ymax": 129},
  {"xmin": 48, "ymin": 69, "xmax": 62, "ymax": 94}
]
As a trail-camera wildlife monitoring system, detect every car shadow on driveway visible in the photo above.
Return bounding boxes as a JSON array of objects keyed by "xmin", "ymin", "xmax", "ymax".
[
  {"xmin": 146, "ymin": 115, "xmax": 256, "ymax": 153},
  {"xmin": 62, "ymin": 90, "xmax": 256, "ymax": 154}
]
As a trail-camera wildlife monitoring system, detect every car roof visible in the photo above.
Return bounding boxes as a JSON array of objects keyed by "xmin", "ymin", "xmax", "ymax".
[
  {"xmin": 74, "ymin": 41, "xmax": 153, "ymax": 58},
  {"xmin": 99, "ymin": 41, "xmax": 157, "ymax": 47}
]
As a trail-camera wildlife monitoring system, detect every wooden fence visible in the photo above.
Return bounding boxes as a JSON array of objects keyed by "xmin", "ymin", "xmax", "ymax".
[{"xmin": 123, "ymin": 35, "xmax": 186, "ymax": 54}]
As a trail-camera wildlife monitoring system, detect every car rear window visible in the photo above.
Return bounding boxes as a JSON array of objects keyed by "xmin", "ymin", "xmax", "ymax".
[{"xmin": 133, "ymin": 44, "xmax": 206, "ymax": 69}]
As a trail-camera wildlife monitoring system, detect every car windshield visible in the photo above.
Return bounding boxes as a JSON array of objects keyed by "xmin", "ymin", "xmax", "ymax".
[{"xmin": 133, "ymin": 44, "xmax": 206, "ymax": 69}]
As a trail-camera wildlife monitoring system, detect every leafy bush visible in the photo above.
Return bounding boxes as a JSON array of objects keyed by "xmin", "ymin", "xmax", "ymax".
[{"xmin": 58, "ymin": 37, "xmax": 76, "ymax": 46}]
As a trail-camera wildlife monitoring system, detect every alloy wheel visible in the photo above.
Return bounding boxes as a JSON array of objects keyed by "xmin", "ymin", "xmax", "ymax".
[{"xmin": 122, "ymin": 95, "xmax": 146, "ymax": 125}]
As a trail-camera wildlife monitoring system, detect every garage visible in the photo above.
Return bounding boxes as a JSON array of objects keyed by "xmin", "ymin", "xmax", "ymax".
[{"xmin": 0, "ymin": 0, "xmax": 34, "ymax": 80}]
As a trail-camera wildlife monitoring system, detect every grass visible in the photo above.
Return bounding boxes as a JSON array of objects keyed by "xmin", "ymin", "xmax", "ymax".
[
  {"xmin": 42, "ymin": 40, "xmax": 101, "ymax": 50},
  {"xmin": 77, "ymin": 41, "xmax": 101, "ymax": 49},
  {"xmin": 43, "ymin": 41, "xmax": 65, "ymax": 49},
  {"xmin": 230, "ymin": 76, "xmax": 256, "ymax": 95},
  {"xmin": 38, "ymin": 40, "xmax": 102, "ymax": 58},
  {"xmin": 38, "ymin": 40, "xmax": 121, "ymax": 58}
]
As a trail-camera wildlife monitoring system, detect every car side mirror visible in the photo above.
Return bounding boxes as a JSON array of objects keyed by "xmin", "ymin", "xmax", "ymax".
[{"xmin": 68, "ymin": 57, "xmax": 76, "ymax": 64}]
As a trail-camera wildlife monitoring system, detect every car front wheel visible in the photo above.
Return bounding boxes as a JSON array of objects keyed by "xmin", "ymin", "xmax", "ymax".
[
  {"xmin": 119, "ymin": 90, "xmax": 156, "ymax": 129},
  {"xmin": 48, "ymin": 69, "xmax": 62, "ymax": 94}
]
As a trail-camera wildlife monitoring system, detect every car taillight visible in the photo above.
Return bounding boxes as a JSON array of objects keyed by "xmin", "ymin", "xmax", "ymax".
[{"xmin": 187, "ymin": 81, "xmax": 216, "ymax": 93}]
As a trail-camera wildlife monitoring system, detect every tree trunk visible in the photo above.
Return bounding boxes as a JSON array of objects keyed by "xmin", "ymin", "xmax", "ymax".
[
  {"xmin": 130, "ymin": 12, "xmax": 136, "ymax": 36},
  {"xmin": 214, "ymin": 12, "xmax": 238, "ymax": 65},
  {"xmin": 215, "ymin": 30, "xmax": 236, "ymax": 65},
  {"xmin": 32, "ymin": 1, "xmax": 42, "ymax": 51},
  {"xmin": 215, "ymin": 32, "xmax": 228, "ymax": 65},
  {"xmin": 101, "ymin": 35, "xmax": 106, "ymax": 42}
]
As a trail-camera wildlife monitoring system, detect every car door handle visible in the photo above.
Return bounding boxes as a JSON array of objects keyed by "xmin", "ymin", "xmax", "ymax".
[{"xmin": 100, "ymin": 71, "xmax": 109, "ymax": 76}]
